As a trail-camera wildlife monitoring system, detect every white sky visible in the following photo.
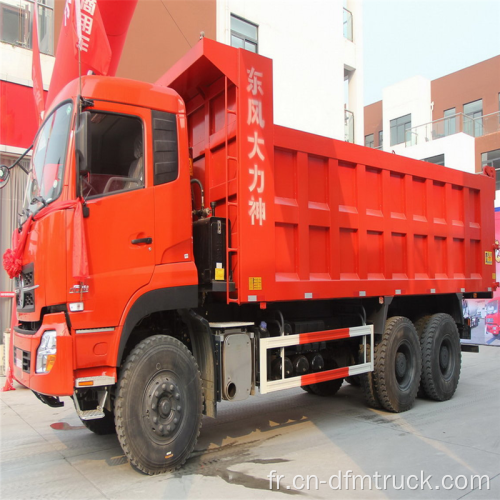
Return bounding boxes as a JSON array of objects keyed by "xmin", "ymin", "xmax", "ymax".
[{"xmin": 363, "ymin": 0, "xmax": 500, "ymax": 105}]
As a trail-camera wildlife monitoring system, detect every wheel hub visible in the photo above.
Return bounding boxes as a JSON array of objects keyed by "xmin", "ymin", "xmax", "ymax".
[
  {"xmin": 159, "ymin": 398, "xmax": 172, "ymax": 418},
  {"xmin": 145, "ymin": 378, "xmax": 182, "ymax": 438},
  {"xmin": 440, "ymin": 345, "xmax": 450, "ymax": 370},
  {"xmin": 395, "ymin": 351, "xmax": 407, "ymax": 378}
]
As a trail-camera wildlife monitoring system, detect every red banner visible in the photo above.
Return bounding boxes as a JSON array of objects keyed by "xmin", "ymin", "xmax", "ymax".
[
  {"xmin": 32, "ymin": 0, "xmax": 45, "ymax": 124},
  {"xmin": 46, "ymin": 0, "xmax": 137, "ymax": 111},
  {"xmin": 71, "ymin": 0, "xmax": 111, "ymax": 76}
]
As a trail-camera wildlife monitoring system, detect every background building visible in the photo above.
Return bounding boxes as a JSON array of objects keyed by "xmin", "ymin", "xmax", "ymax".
[
  {"xmin": 0, "ymin": 0, "xmax": 364, "ymax": 339},
  {"xmin": 364, "ymin": 56, "xmax": 500, "ymax": 203}
]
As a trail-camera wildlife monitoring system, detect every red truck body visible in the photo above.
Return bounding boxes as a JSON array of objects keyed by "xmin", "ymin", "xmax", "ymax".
[
  {"xmin": 157, "ymin": 39, "xmax": 496, "ymax": 303},
  {"xmin": 6, "ymin": 38, "xmax": 496, "ymax": 474}
]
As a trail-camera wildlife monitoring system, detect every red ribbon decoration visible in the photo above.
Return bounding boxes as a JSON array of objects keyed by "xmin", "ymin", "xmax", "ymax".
[{"xmin": 2, "ymin": 198, "xmax": 89, "ymax": 281}]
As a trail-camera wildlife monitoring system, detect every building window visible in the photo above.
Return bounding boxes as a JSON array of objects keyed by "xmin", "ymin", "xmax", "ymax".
[
  {"xmin": 0, "ymin": 0, "xmax": 54, "ymax": 55},
  {"xmin": 343, "ymin": 8, "xmax": 353, "ymax": 41},
  {"xmin": 482, "ymin": 149, "xmax": 500, "ymax": 190},
  {"xmin": 463, "ymin": 99, "xmax": 483, "ymax": 137},
  {"xmin": 230, "ymin": 14, "xmax": 258, "ymax": 53},
  {"xmin": 423, "ymin": 154, "xmax": 445, "ymax": 166},
  {"xmin": 378, "ymin": 130, "xmax": 383, "ymax": 149},
  {"xmin": 345, "ymin": 109, "xmax": 354, "ymax": 143},
  {"xmin": 444, "ymin": 108, "xmax": 456, "ymax": 136},
  {"xmin": 390, "ymin": 114, "xmax": 411, "ymax": 146},
  {"xmin": 365, "ymin": 134, "xmax": 374, "ymax": 148}
]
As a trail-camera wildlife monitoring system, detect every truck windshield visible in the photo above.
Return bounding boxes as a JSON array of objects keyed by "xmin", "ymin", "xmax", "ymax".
[{"xmin": 22, "ymin": 102, "xmax": 73, "ymax": 218}]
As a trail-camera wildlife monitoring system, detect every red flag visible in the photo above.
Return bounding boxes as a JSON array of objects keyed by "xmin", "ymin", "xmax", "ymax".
[
  {"xmin": 32, "ymin": 0, "xmax": 45, "ymax": 124},
  {"xmin": 70, "ymin": 0, "xmax": 112, "ymax": 76},
  {"xmin": 46, "ymin": 1, "xmax": 138, "ymax": 110}
]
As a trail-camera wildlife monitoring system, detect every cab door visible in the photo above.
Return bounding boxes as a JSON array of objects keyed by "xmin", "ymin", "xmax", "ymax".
[{"xmin": 71, "ymin": 103, "xmax": 154, "ymax": 329}]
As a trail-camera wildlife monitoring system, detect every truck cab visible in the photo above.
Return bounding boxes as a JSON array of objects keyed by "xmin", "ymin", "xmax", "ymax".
[{"xmin": 12, "ymin": 76, "xmax": 198, "ymax": 397}]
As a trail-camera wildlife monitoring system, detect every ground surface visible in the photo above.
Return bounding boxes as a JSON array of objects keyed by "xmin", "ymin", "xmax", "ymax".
[{"xmin": 1, "ymin": 347, "xmax": 499, "ymax": 500}]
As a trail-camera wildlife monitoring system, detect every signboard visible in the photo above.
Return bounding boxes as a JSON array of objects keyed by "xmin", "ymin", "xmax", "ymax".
[{"xmin": 462, "ymin": 209, "xmax": 500, "ymax": 346}]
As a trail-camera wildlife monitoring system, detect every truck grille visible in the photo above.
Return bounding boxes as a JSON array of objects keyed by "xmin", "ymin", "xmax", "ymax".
[
  {"xmin": 15, "ymin": 263, "xmax": 37, "ymax": 313},
  {"xmin": 23, "ymin": 271, "xmax": 34, "ymax": 287}
]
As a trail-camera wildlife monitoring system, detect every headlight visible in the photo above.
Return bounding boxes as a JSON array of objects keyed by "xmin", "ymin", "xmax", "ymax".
[{"xmin": 36, "ymin": 330, "xmax": 57, "ymax": 373}]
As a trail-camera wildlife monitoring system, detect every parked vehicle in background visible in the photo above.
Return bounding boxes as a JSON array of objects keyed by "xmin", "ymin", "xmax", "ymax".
[{"xmin": 486, "ymin": 299, "xmax": 500, "ymax": 335}]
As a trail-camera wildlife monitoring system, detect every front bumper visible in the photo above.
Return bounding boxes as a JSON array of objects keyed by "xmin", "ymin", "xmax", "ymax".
[{"xmin": 13, "ymin": 312, "xmax": 74, "ymax": 396}]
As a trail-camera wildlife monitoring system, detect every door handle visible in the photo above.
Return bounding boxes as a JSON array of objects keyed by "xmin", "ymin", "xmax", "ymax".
[{"xmin": 131, "ymin": 237, "xmax": 152, "ymax": 245}]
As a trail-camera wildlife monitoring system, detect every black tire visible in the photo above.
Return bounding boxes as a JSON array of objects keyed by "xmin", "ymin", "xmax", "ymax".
[
  {"xmin": 80, "ymin": 408, "xmax": 116, "ymax": 435},
  {"xmin": 345, "ymin": 375, "xmax": 361, "ymax": 387},
  {"xmin": 414, "ymin": 315, "xmax": 431, "ymax": 339},
  {"xmin": 359, "ymin": 343, "xmax": 381, "ymax": 409},
  {"xmin": 115, "ymin": 335, "xmax": 203, "ymax": 475},
  {"xmin": 374, "ymin": 317, "xmax": 422, "ymax": 413},
  {"xmin": 301, "ymin": 385, "xmax": 315, "ymax": 394},
  {"xmin": 420, "ymin": 313, "xmax": 461, "ymax": 401},
  {"xmin": 307, "ymin": 377, "xmax": 344, "ymax": 396},
  {"xmin": 306, "ymin": 358, "xmax": 344, "ymax": 396},
  {"xmin": 414, "ymin": 315, "xmax": 431, "ymax": 398},
  {"xmin": 301, "ymin": 358, "xmax": 343, "ymax": 397}
]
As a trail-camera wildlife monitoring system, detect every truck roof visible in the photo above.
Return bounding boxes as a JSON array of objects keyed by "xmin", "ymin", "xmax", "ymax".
[{"xmin": 48, "ymin": 75, "xmax": 185, "ymax": 116}]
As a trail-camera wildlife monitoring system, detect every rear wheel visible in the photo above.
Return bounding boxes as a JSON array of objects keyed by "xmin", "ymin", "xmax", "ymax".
[
  {"xmin": 414, "ymin": 315, "xmax": 431, "ymax": 398},
  {"xmin": 359, "ymin": 343, "xmax": 381, "ymax": 409},
  {"xmin": 420, "ymin": 314, "xmax": 461, "ymax": 401},
  {"xmin": 115, "ymin": 335, "xmax": 203, "ymax": 475},
  {"xmin": 374, "ymin": 317, "xmax": 421, "ymax": 413}
]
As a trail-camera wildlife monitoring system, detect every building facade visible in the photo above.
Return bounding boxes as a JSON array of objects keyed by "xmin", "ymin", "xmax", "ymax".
[
  {"xmin": 364, "ymin": 56, "xmax": 500, "ymax": 203},
  {"xmin": 111, "ymin": 0, "xmax": 364, "ymax": 143}
]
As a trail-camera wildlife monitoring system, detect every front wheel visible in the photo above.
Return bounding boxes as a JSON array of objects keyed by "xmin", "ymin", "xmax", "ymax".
[{"xmin": 115, "ymin": 335, "xmax": 203, "ymax": 475}]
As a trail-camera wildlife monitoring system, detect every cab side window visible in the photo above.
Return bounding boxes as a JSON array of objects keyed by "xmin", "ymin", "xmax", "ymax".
[{"xmin": 81, "ymin": 112, "xmax": 144, "ymax": 197}]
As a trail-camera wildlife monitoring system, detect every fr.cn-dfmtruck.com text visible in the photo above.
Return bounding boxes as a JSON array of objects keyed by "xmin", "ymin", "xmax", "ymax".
[{"xmin": 267, "ymin": 470, "xmax": 491, "ymax": 492}]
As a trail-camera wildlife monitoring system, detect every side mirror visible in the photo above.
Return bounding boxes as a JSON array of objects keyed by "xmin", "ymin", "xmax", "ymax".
[
  {"xmin": 0, "ymin": 165, "xmax": 10, "ymax": 189},
  {"xmin": 75, "ymin": 111, "xmax": 90, "ymax": 176}
]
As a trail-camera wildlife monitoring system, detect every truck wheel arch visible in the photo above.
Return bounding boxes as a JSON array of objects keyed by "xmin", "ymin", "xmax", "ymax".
[{"xmin": 116, "ymin": 285, "xmax": 198, "ymax": 366}]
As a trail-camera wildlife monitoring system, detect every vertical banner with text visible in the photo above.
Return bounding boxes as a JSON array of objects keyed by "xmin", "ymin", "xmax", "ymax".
[{"xmin": 238, "ymin": 49, "xmax": 275, "ymax": 304}]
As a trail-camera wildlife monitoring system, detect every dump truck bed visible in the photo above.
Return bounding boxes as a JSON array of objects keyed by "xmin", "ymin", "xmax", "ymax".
[{"xmin": 157, "ymin": 39, "xmax": 496, "ymax": 304}]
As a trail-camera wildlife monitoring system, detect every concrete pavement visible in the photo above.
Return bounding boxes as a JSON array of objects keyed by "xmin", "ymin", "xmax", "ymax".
[{"xmin": 1, "ymin": 347, "xmax": 499, "ymax": 499}]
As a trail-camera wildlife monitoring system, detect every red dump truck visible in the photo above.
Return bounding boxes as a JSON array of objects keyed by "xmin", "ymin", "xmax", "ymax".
[{"xmin": 2, "ymin": 40, "xmax": 496, "ymax": 474}]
